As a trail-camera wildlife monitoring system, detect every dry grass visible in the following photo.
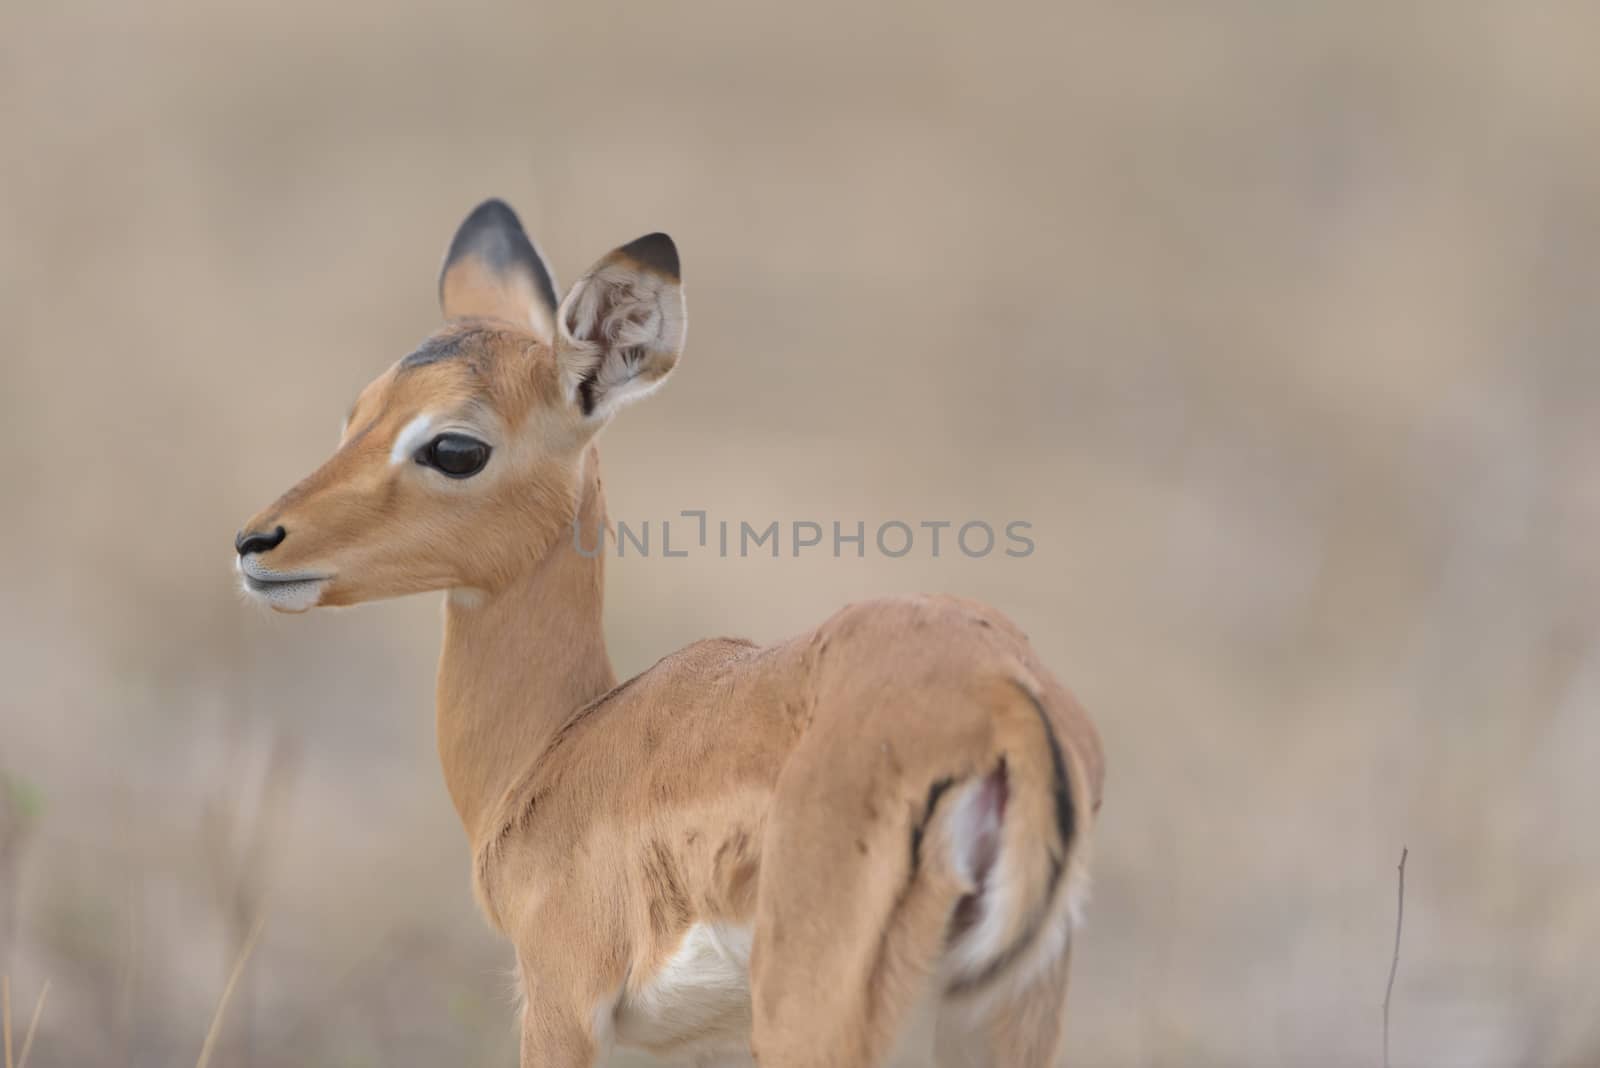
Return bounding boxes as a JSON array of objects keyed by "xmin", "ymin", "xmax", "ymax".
[
  {"xmin": 1, "ymin": 976, "xmax": 50, "ymax": 1068},
  {"xmin": 1384, "ymin": 848, "xmax": 1407, "ymax": 1068},
  {"xmin": 195, "ymin": 917, "xmax": 265, "ymax": 1068}
]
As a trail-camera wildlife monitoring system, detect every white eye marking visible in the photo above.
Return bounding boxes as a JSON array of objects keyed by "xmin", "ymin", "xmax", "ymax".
[{"xmin": 390, "ymin": 413, "xmax": 435, "ymax": 466}]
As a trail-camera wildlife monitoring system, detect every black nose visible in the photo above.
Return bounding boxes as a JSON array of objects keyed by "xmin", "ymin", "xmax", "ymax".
[{"xmin": 236, "ymin": 525, "xmax": 287, "ymax": 556}]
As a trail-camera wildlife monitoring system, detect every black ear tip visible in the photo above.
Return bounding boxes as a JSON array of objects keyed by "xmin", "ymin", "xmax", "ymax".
[
  {"xmin": 619, "ymin": 232, "xmax": 680, "ymax": 281},
  {"xmin": 460, "ymin": 198, "xmax": 525, "ymax": 236},
  {"xmin": 441, "ymin": 197, "xmax": 559, "ymax": 314},
  {"xmin": 445, "ymin": 198, "xmax": 528, "ymax": 269}
]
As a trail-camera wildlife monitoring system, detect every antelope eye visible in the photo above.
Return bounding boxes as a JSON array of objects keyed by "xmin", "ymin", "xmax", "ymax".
[{"xmin": 418, "ymin": 433, "xmax": 491, "ymax": 478}]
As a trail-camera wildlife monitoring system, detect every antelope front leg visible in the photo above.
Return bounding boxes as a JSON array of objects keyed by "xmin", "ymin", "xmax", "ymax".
[
  {"xmin": 520, "ymin": 1013, "xmax": 597, "ymax": 1068},
  {"xmin": 515, "ymin": 953, "xmax": 609, "ymax": 1068},
  {"xmin": 518, "ymin": 982, "xmax": 602, "ymax": 1068}
]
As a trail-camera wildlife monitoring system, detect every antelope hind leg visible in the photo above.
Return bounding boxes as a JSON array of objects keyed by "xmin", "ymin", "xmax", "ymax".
[{"xmin": 933, "ymin": 936, "xmax": 1073, "ymax": 1068}]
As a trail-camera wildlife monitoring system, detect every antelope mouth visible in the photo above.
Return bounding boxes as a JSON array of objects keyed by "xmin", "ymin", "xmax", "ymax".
[{"xmin": 237, "ymin": 559, "xmax": 333, "ymax": 612}]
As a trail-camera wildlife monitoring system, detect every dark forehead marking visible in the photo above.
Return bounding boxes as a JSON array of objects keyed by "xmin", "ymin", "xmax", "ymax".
[
  {"xmin": 399, "ymin": 331, "xmax": 475, "ymax": 370},
  {"xmin": 343, "ymin": 419, "xmax": 376, "ymax": 449}
]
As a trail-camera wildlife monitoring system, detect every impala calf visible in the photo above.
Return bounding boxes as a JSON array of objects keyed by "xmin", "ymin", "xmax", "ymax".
[{"xmin": 235, "ymin": 199, "xmax": 1104, "ymax": 1067}]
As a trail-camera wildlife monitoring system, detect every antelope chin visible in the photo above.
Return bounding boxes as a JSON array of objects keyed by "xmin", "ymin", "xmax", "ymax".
[
  {"xmin": 237, "ymin": 558, "xmax": 332, "ymax": 613},
  {"xmin": 241, "ymin": 574, "xmax": 329, "ymax": 612}
]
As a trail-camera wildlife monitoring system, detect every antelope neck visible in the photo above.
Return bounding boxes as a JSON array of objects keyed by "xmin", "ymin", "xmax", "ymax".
[{"xmin": 434, "ymin": 449, "xmax": 617, "ymax": 844}]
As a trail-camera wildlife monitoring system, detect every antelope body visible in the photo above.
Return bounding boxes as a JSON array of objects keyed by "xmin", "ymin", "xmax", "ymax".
[{"xmin": 236, "ymin": 200, "xmax": 1104, "ymax": 1067}]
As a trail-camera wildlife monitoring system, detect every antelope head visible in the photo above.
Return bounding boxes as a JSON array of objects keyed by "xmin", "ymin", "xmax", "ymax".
[{"xmin": 234, "ymin": 200, "xmax": 686, "ymax": 611}]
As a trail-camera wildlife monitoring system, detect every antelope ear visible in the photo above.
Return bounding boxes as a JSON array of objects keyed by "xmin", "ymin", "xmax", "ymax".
[
  {"xmin": 438, "ymin": 199, "xmax": 560, "ymax": 344},
  {"xmin": 556, "ymin": 233, "xmax": 686, "ymax": 420}
]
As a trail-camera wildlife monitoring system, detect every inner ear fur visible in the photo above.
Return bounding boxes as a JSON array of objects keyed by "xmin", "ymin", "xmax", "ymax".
[{"xmin": 557, "ymin": 233, "xmax": 686, "ymax": 419}]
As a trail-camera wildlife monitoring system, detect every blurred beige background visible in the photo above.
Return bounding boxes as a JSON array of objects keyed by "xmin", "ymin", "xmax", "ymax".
[{"xmin": 3, "ymin": 2, "xmax": 1598, "ymax": 1065}]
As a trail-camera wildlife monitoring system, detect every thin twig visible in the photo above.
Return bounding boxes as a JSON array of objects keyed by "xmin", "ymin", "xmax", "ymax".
[
  {"xmin": 1384, "ymin": 846, "xmax": 1408, "ymax": 1068},
  {"xmin": 16, "ymin": 980, "xmax": 47, "ymax": 1068},
  {"xmin": 3, "ymin": 973, "xmax": 13, "ymax": 1068},
  {"xmin": 195, "ymin": 915, "xmax": 266, "ymax": 1068}
]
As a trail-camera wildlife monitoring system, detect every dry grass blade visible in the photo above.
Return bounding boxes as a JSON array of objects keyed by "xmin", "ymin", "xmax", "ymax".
[
  {"xmin": 1384, "ymin": 846, "xmax": 1408, "ymax": 1068},
  {"xmin": 16, "ymin": 980, "xmax": 48, "ymax": 1068},
  {"xmin": 195, "ymin": 914, "xmax": 266, "ymax": 1068}
]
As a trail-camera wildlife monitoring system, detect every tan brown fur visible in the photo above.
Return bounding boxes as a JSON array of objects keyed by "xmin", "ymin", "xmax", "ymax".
[{"xmin": 236, "ymin": 201, "xmax": 1104, "ymax": 1067}]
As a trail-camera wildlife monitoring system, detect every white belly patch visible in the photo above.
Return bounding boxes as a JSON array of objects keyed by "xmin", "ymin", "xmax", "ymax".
[{"xmin": 613, "ymin": 922, "xmax": 753, "ymax": 1056}]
